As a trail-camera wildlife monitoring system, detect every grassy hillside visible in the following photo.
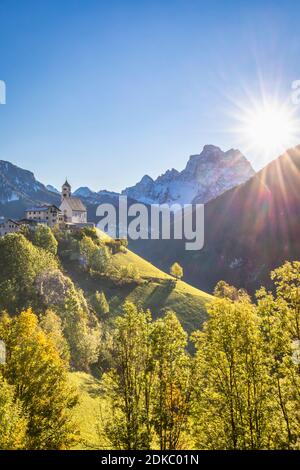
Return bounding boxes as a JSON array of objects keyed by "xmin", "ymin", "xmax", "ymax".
[
  {"xmin": 61, "ymin": 229, "xmax": 212, "ymax": 333},
  {"xmin": 63, "ymin": 232, "xmax": 213, "ymax": 449},
  {"xmin": 69, "ymin": 372, "xmax": 108, "ymax": 449}
]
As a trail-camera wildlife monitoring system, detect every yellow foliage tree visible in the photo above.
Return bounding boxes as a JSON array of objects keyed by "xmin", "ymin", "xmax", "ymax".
[
  {"xmin": 0, "ymin": 309, "xmax": 78, "ymax": 449},
  {"xmin": 170, "ymin": 262, "xmax": 183, "ymax": 280}
]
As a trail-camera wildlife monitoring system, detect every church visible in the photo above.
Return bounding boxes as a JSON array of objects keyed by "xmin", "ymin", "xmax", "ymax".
[{"xmin": 59, "ymin": 180, "xmax": 88, "ymax": 224}]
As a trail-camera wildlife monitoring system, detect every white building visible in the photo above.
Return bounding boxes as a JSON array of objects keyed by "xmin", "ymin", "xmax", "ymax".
[
  {"xmin": 24, "ymin": 204, "xmax": 64, "ymax": 228},
  {"xmin": 59, "ymin": 180, "xmax": 87, "ymax": 224}
]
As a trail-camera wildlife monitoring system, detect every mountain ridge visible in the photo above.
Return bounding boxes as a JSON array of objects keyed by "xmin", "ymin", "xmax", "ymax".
[
  {"xmin": 122, "ymin": 145, "xmax": 255, "ymax": 205},
  {"xmin": 0, "ymin": 144, "xmax": 255, "ymax": 221},
  {"xmin": 128, "ymin": 144, "xmax": 300, "ymax": 293}
]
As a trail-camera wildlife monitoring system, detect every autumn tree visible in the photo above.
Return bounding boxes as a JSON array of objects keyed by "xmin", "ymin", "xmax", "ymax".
[
  {"xmin": 117, "ymin": 264, "xmax": 141, "ymax": 284},
  {"xmin": 35, "ymin": 269, "xmax": 101, "ymax": 370},
  {"xmin": 103, "ymin": 305, "xmax": 195, "ymax": 450},
  {"xmin": 40, "ymin": 309, "xmax": 70, "ymax": 363},
  {"xmin": 0, "ymin": 374, "xmax": 27, "ymax": 449},
  {"xmin": 103, "ymin": 302, "xmax": 154, "ymax": 449},
  {"xmin": 213, "ymin": 280, "xmax": 250, "ymax": 301},
  {"xmin": 151, "ymin": 311, "xmax": 194, "ymax": 450},
  {"xmin": 256, "ymin": 261, "xmax": 300, "ymax": 449},
  {"xmin": 192, "ymin": 296, "xmax": 272, "ymax": 449},
  {"xmin": 170, "ymin": 262, "xmax": 183, "ymax": 280},
  {"xmin": 0, "ymin": 310, "xmax": 78, "ymax": 449}
]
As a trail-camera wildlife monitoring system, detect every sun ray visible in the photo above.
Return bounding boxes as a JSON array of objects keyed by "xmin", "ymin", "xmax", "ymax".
[{"xmin": 228, "ymin": 94, "xmax": 300, "ymax": 168}]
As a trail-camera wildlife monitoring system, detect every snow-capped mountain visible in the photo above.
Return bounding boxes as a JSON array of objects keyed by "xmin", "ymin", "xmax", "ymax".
[
  {"xmin": 122, "ymin": 145, "xmax": 255, "ymax": 205},
  {"xmin": 73, "ymin": 187, "xmax": 120, "ymax": 205},
  {"xmin": 46, "ymin": 184, "xmax": 60, "ymax": 194},
  {"xmin": 0, "ymin": 145, "xmax": 254, "ymax": 221},
  {"xmin": 0, "ymin": 160, "xmax": 60, "ymax": 206}
]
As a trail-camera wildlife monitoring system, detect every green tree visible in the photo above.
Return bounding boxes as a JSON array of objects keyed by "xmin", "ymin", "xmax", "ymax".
[
  {"xmin": 0, "ymin": 374, "xmax": 27, "ymax": 449},
  {"xmin": 103, "ymin": 302, "xmax": 154, "ymax": 449},
  {"xmin": 151, "ymin": 311, "xmax": 194, "ymax": 450},
  {"xmin": 40, "ymin": 309, "xmax": 70, "ymax": 363},
  {"xmin": 192, "ymin": 296, "xmax": 272, "ymax": 449},
  {"xmin": 170, "ymin": 262, "xmax": 183, "ymax": 280},
  {"xmin": 31, "ymin": 224, "xmax": 58, "ymax": 255},
  {"xmin": 0, "ymin": 309, "xmax": 78, "ymax": 449},
  {"xmin": 117, "ymin": 264, "xmax": 141, "ymax": 284},
  {"xmin": 0, "ymin": 233, "xmax": 58, "ymax": 312},
  {"xmin": 94, "ymin": 291, "xmax": 109, "ymax": 317},
  {"xmin": 256, "ymin": 261, "xmax": 300, "ymax": 449},
  {"xmin": 35, "ymin": 269, "xmax": 101, "ymax": 370},
  {"xmin": 79, "ymin": 235, "xmax": 111, "ymax": 274},
  {"xmin": 214, "ymin": 280, "xmax": 250, "ymax": 301}
]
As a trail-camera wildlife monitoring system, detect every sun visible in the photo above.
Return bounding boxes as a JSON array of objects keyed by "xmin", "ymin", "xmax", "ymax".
[{"xmin": 238, "ymin": 99, "xmax": 300, "ymax": 162}]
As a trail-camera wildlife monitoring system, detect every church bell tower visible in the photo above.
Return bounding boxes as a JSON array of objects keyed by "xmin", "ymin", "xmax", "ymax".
[{"xmin": 62, "ymin": 180, "xmax": 71, "ymax": 200}]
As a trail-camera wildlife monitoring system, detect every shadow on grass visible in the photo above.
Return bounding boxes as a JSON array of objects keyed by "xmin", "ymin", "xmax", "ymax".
[
  {"xmin": 78, "ymin": 374, "xmax": 101, "ymax": 398},
  {"xmin": 143, "ymin": 279, "xmax": 176, "ymax": 314}
]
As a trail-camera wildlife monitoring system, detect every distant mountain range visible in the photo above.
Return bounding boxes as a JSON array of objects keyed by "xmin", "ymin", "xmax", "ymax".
[
  {"xmin": 1, "ymin": 144, "xmax": 299, "ymax": 294},
  {"xmin": 129, "ymin": 145, "xmax": 300, "ymax": 294},
  {"xmin": 0, "ymin": 145, "xmax": 255, "ymax": 221}
]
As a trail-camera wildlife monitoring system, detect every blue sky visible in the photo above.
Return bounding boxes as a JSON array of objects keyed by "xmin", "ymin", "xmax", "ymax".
[{"xmin": 1, "ymin": 0, "xmax": 300, "ymax": 191}]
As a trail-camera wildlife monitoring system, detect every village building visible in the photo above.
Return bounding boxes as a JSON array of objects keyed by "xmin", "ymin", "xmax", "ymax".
[
  {"xmin": 0, "ymin": 218, "xmax": 21, "ymax": 236},
  {"xmin": 24, "ymin": 204, "xmax": 64, "ymax": 228},
  {"xmin": 0, "ymin": 180, "xmax": 92, "ymax": 237},
  {"xmin": 59, "ymin": 180, "xmax": 88, "ymax": 224}
]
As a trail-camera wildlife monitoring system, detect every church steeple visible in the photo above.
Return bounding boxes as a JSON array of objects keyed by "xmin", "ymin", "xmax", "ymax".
[{"xmin": 62, "ymin": 179, "xmax": 71, "ymax": 200}]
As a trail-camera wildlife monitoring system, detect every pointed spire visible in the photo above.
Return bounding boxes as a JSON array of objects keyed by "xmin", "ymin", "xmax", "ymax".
[{"xmin": 62, "ymin": 179, "xmax": 71, "ymax": 200}]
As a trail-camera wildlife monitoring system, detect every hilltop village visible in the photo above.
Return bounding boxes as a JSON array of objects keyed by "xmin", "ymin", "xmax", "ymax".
[{"xmin": 0, "ymin": 180, "xmax": 94, "ymax": 236}]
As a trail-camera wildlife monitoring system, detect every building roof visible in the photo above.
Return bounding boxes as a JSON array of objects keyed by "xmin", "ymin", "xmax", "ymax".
[
  {"xmin": 1, "ymin": 218, "xmax": 21, "ymax": 226},
  {"xmin": 63, "ymin": 179, "xmax": 71, "ymax": 188},
  {"xmin": 18, "ymin": 218, "xmax": 39, "ymax": 225},
  {"xmin": 25, "ymin": 204, "xmax": 61, "ymax": 212},
  {"xmin": 62, "ymin": 196, "xmax": 87, "ymax": 212}
]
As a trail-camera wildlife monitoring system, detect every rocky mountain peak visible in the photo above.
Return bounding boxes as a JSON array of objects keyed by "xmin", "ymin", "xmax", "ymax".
[
  {"xmin": 0, "ymin": 159, "xmax": 59, "ymax": 207},
  {"xmin": 123, "ymin": 145, "xmax": 255, "ymax": 205}
]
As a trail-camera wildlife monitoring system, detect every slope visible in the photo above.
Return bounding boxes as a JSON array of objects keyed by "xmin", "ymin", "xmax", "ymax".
[{"xmin": 61, "ymin": 229, "xmax": 212, "ymax": 334}]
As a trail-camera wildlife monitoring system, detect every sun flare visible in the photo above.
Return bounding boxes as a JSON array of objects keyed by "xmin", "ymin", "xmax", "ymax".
[{"xmin": 238, "ymin": 100, "xmax": 300, "ymax": 161}]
